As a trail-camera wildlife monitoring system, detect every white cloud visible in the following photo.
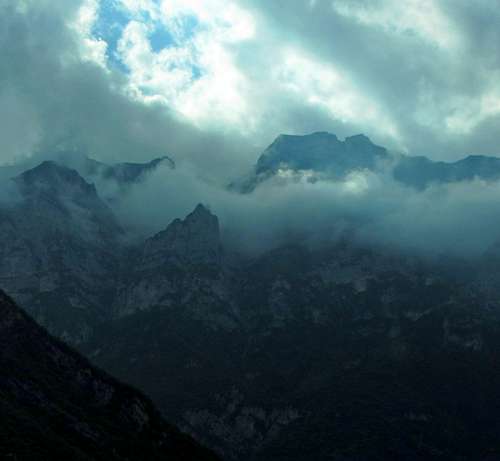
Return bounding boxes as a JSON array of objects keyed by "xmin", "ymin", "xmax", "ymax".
[
  {"xmin": 71, "ymin": 0, "xmax": 108, "ymax": 67},
  {"xmin": 112, "ymin": 0, "xmax": 403, "ymax": 142},
  {"xmin": 114, "ymin": 0, "xmax": 255, "ymax": 131},
  {"xmin": 331, "ymin": 0, "xmax": 461, "ymax": 50},
  {"xmin": 275, "ymin": 50, "xmax": 400, "ymax": 141}
]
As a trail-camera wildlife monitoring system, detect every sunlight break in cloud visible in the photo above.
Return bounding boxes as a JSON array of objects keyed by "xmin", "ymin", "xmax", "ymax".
[{"xmin": 114, "ymin": 0, "xmax": 256, "ymax": 132}]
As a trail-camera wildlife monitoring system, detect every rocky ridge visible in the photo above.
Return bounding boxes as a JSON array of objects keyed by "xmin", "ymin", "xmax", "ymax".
[{"xmin": 0, "ymin": 289, "xmax": 219, "ymax": 460}]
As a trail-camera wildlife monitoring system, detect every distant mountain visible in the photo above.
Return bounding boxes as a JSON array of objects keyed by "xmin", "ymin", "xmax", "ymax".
[
  {"xmin": 255, "ymin": 132, "xmax": 388, "ymax": 175},
  {"xmin": 230, "ymin": 132, "xmax": 500, "ymax": 192},
  {"xmin": 0, "ymin": 290, "xmax": 219, "ymax": 460},
  {"xmin": 230, "ymin": 132, "xmax": 389, "ymax": 192},
  {"xmin": 0, "ymin": 152, "xmax": 175, "ymax": 198},
  {"xmin": 393, "ymin": 154, "xmax": 500, "ymax": 189},
  {"xmin": 66, "ymin": 154, "xmax": 175, "ymax": 185}
]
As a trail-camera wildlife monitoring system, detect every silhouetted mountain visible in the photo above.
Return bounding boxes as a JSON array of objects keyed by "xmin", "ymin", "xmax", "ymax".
[
  {"xmin": 0, "ymin": 153, "xmax": 175, "ymax": 198},
  {"xmin": 70, "ymin": 154, "xmax": 175, "ymax": 185},
  {"xmin": 231, "ymin": 132, "xmax": 389, "ymax": 192},
  {"xmin": 255, "ymin": 132, "xmax": 388, "ymax": 175},
  {"xmin": 0, "ymin": 290, "xmax": 219, "ymax": 460},
  {"xmin": 393, "ymin": 154, "xmax": 500, "ymax": 189},
  {"xmin": 230, "ymin": 132, "xmax": 500, "ymax": 192}
]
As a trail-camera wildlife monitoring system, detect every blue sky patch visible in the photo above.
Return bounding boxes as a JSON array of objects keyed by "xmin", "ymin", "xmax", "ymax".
[
  {"xmin": 91, "ymin": 0, "xmax": 130, "ymax": 72},
  {"xmin": 90, "ymin": 2, "xmax": 204, "ymax": 80},
  {"xmin": 148, "ymin": 26, "xmax": 175, "ymax": 53}
]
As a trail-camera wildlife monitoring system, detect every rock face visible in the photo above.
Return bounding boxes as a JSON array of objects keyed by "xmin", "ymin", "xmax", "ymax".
[
  {"xmin": 140, "ymin": 204, "xmax": 222, "ymax": 269},
  {"xmin": 0, "ymin": 161, "xmax": 123, "ymax": 343},
  {"xmin": 87, "ymin": 241, "xmax": 500, "ymax": 461},
  {"xmin": 0, "ymin": 290, "xmax": 219, "ymax": 461},
  {"xmin": 0, "ymin": 162, "xmax": 230, "ymax": 341},
  {"xmin": 113, "ymin": 204, "xmax": 231, "ymax": 322}
]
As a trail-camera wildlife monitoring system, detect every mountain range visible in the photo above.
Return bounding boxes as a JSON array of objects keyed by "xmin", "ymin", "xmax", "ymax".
[
  {"xmin": 2, "ymin": 133, "xmax": 500, "ymax": 459},
  {"xmin": 231, "ymin": 131, "xmax": 500, "ymax": 192}
]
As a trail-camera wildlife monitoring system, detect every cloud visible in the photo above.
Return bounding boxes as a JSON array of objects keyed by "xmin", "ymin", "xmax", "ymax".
[
  {"xmin": 2, "ymin": 0, "xmax": 500, "ymax": 260},
  {"xmin": 0, "ymin": 0, "xmax": 256, "ymax": 180},
  {"xmin": 113, "ymin": 160, "xmax": 500, "ymax": 260},
  {"xmin": 234, "ymin": 0, "xmax": 500, "ymax": 158},
  {"xmin": 75, "ymin": 0, "xmax": 500, "ymax": 162},
  {"xmin": 5, "ymin": 0, "xmax": 500, "ymax": 170}
]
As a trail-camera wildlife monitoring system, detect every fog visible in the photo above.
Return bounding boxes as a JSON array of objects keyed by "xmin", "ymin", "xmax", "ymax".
[{"xmin": 110, "ymin": 161, "xmax": 500, "ymax": 259}]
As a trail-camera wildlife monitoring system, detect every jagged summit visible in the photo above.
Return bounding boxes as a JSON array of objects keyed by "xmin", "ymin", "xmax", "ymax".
[
  {"xmin": 141, "ymin": 204, "xmax": 221, "ymax": 269},
  {"xmin": 113, "ymin": 204, "xmax": 223, "ymax": 317},
  {"xmin": 187, "ymin": 202, "xmax": 215, "ymax": 220}
]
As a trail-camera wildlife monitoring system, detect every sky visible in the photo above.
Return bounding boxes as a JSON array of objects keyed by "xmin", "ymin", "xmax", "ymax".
[
  {"xmin": 3, "ymin": 0, "xmax": 500, "ymax": 258},
  {"xmin": 2, "ymin": 0, "xmax": 500, "ymax": 173}
]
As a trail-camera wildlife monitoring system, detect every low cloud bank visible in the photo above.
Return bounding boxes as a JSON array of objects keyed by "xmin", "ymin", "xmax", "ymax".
[{"xmin": 115, "ymin": 164, "xmax": 500, "ymax": 259}]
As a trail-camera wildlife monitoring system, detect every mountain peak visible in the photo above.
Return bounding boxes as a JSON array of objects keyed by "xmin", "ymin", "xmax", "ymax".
[
  {"xmin": 189, "ymin": 203, "xmax": 212, "ymax": 218},
  {"xmin": 345, "ymin": 133, "xmax": 372, "ymax": 144},
  {"xmin": 142, "ymin": 204, "xmax": 221, "ymax": 269},
  {"xmin": 14, "ymin": 161, "xmax": 98, "ymax": 198},
  {"xmin": 253, "ymin": 131, "xmax": 387, "ymax": 180},
  {"xmin": 11, "ymin": 160, "xmax": 122, "ymax": 242}
]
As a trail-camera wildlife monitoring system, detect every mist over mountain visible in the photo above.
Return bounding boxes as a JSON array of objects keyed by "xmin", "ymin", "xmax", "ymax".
[
  {"xmin": 4, "ymin": 1, "xmax": 500, "ymax": 460},
  {"xmin": 2, "ymin": 150, "xmax": 500, "ymax": 459},
  {"xmin": 92, "ymin": 132, "xmax": 500, "ymax": 259}
]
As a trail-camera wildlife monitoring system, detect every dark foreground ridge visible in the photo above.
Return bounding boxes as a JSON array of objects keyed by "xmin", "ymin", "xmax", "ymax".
[{"xmin": 0, "ymin": 290, "xmax": 220, "ymax": 461}]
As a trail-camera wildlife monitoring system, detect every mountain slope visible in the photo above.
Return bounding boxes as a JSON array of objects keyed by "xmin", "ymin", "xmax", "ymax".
[
  {"xmin": 0, "ymin": 290, "xmax": 219, "ymax": 461},
  {"xmin": 113, "ymin": 204, "xmax": 232, "ymax": 324},
  {"xmin": 0, "ymin": 161, "xmax": 124, "ymax": 343},
  {"xmin": 87, "ymin": 238, "xmax": 500, "ymax": 461}
]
